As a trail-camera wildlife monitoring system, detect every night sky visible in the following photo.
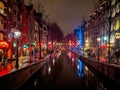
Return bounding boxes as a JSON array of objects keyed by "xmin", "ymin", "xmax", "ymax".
[{"xmin": 25, "ymin": 0, "xmax": 95, "ymax": 36}]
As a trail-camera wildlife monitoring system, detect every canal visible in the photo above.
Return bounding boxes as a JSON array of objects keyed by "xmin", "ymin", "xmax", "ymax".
[{"xmin": 18, "ymin": 50, "xmax": 119, "ymax": 90}]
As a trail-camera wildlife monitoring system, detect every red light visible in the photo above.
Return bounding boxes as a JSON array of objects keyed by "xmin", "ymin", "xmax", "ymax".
[
  {"xmin": 0, "ymin": 40, "xmax": 10, "ymax": 49},
  {"xmin": 37, "ymin": 42, "xmax": 43, "ymax": 46},
  {"xmin": 40, "ymin": 42, "xmax": 43, "ymax": 45},
  {"xmin": 48, "ymin": 43, "xmax": 52, "ymax": 47},
  {"xmin": 72, "ymin": 42, "xmax": 75, "ymax": 46},
  {"xmin": 0, "ymin": 63, "xmax": 13, "ymax": 77}
]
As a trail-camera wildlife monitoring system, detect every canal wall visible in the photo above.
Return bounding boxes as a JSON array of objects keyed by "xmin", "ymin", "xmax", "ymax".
[
  {"xmin": 0, "ymin": 49, "xmax": 59, "ymax": 90},
  {"xmin": 71, "ymin": 50, "xmax": 120, "ymax": 85},
  {"xmin": 0, "ymin": 56, "xmax": 50, "ymax": 90}
]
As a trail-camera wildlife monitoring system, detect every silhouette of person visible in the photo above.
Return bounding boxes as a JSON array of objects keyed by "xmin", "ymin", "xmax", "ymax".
[{"xmin": 0, "ymin": 51, "xmax": 3, "ymax": 62}]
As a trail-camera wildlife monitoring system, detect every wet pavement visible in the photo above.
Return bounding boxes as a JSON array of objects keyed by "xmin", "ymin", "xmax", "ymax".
[{"xmin": 0, "ymin": 55, "xmax": 50, "ymax": 77}]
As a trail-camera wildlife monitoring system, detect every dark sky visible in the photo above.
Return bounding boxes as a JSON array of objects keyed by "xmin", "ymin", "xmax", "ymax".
[{"xmin": 25, "ymin": 0, "xmax": 95, "ymax": 36}]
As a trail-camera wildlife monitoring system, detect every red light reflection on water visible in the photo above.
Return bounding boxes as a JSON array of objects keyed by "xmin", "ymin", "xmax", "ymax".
[{"xmin": 0, "ymin": 63, "xmax": 13, "ymax": 77}]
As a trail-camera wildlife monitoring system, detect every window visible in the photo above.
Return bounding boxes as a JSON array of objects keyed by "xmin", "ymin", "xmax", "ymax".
[
  {"xmin": 0, "ymin": 33, "xmax": 4, "ymax": 40},
  {"xmin": 112, "ymin": 8, "xmax": 116, "ymax": 17},
  {"xmin": 0, "ymin": 17, "xmax": 4, "ymax": 30},
  {"xmin": 116, "ymin": 3, "xmax": 120, "ymax": 13},
  {"xmin": 111, "ymin": 0, "xmax": 116, "ymax": 6}
]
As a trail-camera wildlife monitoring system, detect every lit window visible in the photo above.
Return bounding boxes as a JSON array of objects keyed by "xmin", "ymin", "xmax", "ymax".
[
  {"xmin": 116, "ymin": 4, "xmax": 119, "ymax": 13},
  {"xmin": 112, "ymin": 8, "xmax": 116, "ymax": 17},
  {"xmin": 111, "ymin": 0, "xmax": 116, "ymax": 6},
  {"xmin": 0, "ymin": 8, "xmax": 4, "ymax": 14},
  {"xmin": 114, "ymin": 20, "xmax": 120, "ymax": 30}
]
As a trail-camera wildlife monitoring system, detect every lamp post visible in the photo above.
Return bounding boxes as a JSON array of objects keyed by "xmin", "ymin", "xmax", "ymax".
[
  {"xmin": 107, "ymin": 0, "xmax": 112, "ymax": 63},
  {"xmin": 14, "ymin": 30, "xmax": 21, "ymax": 68},
  {"xmin": 36, "ymin": 0, "xmax": 43, "ymax": 59},
  {"xmin": 39, "ymin": 27, "xmax": 42, "ymax": 59},
  {"xmin": 97, "ymin": 37, "xmax": 101, "ymax": 62},
  {"xmin": 16, "ymin": 40, "xmax": 19, "ymax": 68}
]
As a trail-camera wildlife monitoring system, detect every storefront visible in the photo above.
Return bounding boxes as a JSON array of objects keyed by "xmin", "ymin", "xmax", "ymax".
[
  {"xmin": 0, "ymin": 40, "xmax": 10, "ymax": 64},
  {"xmin": 113, "ymin": 19, "xmax": 120, "ymax": 49}
]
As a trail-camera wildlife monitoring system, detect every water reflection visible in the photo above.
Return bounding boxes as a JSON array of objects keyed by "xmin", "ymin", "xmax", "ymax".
[
  {"xmin": 52, "ymin": 58, "xmax": 55, "ymax": 66},
  {"xmin": 77, "ymin": 60, "xmax": 84, "ymax": 78},
  {"xmin": 19, "ymin": 51, "xmax": 115, "ymax": 90},
  {"xmin": 69, "ymin": 51, "xmax": 108, "ymax": 90},
  {"xmin": 48, "ymin": 66, "xmax": 51, "ymax": 74}
]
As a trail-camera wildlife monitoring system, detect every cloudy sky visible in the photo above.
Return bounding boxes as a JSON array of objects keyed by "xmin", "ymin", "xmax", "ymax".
[{"xmin": 25, "ymin": 0, "xmax": 95, "ymax": 36}]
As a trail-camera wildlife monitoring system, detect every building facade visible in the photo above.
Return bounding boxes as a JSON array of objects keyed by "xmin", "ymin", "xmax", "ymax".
[{"xmin": 84, "ymin": 0, "xmax": 120, "ymax": 57}]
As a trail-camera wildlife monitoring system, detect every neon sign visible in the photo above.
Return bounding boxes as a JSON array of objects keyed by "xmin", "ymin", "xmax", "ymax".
[{"xmin": 0, "ymin": 40, "xmax": 10, "ymax": 49}]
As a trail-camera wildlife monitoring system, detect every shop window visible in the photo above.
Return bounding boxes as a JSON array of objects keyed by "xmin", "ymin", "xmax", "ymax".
[
  {"xmin": 114, "ymin": 20, "xmax": 120, "ymax": 30},
  {"xmin": 111, "ymin": 0, "xmax": 116, "ymax": 6},
  {"xmin": 112, "ymin": 8, "xmax": 116, "ymax": 17}
]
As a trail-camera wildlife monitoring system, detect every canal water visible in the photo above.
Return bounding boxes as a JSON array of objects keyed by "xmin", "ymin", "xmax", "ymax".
[{"xmin": 18, "ymin": 51, "xmax": 118, "ymax": 90}]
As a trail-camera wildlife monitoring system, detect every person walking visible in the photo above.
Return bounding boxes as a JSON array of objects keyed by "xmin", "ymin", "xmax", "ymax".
[
  {"xmin": 0, "ymin": 52, "xmax": 2, "ymax": 62},
  {"xmin": 115, "ymin": 50, "xmax": 119, "ymax": 63},
  {"xmin": 3, "ymin": 51, "xmax": 8, "ymax": 66}
]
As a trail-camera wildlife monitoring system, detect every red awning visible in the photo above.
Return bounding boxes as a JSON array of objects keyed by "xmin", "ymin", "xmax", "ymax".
[{"xmin": 0, "ymin": 40, "xmax": 10, "ymax": 49}]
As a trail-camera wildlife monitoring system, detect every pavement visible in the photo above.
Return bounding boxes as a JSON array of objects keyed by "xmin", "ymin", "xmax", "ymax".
[
  {"xmin": 70, "ymin": 49, "xmax": 120, "ymax": 68},
  {"xmin": 0, "ymin": 49, "xmax": 58, "ymax": 77},
  {"xmin": 0, "ymin": 55, "xmax": 50, "ymax": 77}
]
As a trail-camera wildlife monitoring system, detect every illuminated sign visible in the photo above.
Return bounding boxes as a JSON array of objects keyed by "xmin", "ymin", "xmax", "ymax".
[
  {"xmin": 115, "ymin": 33, "xmax": 120, "ymax": 39},
  {"xmin": 107, "ymin": 43, "xmax": 114, "ymax": 47},
  {"xmin": 14, "ymin": 30, "xmax": 21, "ymax": 38},
  {"xmin": 0, "ymin": 40, "xmax": 10, "ymax": 49}
]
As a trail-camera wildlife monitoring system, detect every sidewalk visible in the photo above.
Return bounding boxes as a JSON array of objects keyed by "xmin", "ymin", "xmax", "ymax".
[
  {"xmin": 0, "ymin": 55, "xmax": 50, "ymax": 77},
  {"xmin": 70, "ymin": 49, "xmax": 120, "ymax": 67}
]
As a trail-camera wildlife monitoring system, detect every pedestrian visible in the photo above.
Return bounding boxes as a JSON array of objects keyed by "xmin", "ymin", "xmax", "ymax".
[
  {"xmin": 3, "ymin": 51, "xmax": 8, "ymax": 65},
  {"xmin": 118, "ymin": 49, "xmax": 120, "ymax": 61},
  {"xmin": 0, "ymin": 52, "xmax": 2, "ymax": 62},
  {"xmin": 114, "ymin": 50, "xmax": 119, "ymax": 63},
  {"xmin": 110, "ymin": 50, "xmax": 115, "ymax": 62}
]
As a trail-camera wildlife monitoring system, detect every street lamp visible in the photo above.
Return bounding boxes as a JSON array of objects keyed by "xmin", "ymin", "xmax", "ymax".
[
  {"xmin": 14, "ymin": 30, "xmax": 21, "ymax": 68},
  {"xmin": 107, "ymin": 0, "xmax": 112, "ymax": 63},
  {"xmin": 97, "ymin": 37, "xmax": 101, "ymax": 62},
  {"xmin": 39, "ymin": 25, "xmax": 42, "ymax": 59}
]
